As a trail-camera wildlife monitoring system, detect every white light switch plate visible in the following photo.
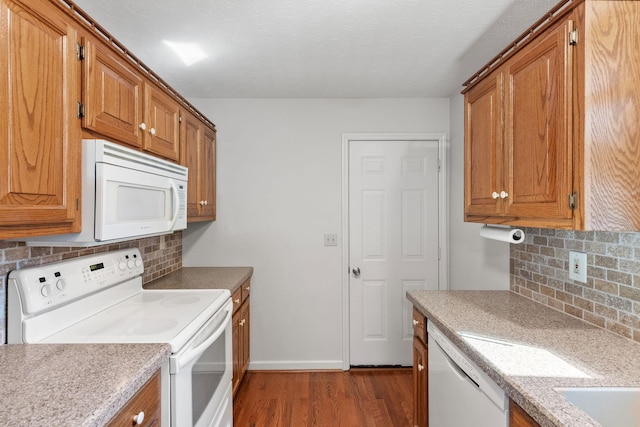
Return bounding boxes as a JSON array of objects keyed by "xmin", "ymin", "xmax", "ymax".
[
  {"xmin": 569, "ymin": 251, "xmax": 588, "ymax": 283},
  {"xmin": 324, "ymin": 233, "xmax": 338, "ymax": 246}
]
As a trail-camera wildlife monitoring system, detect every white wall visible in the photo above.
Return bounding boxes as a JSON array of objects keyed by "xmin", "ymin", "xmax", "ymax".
[
  {"xmin": 182, "ymin": 98, "xmax": 449, "ymax": 369},
  {"xmin": 448, "ymin": 94, "xmax": 510, "ymax": 290}
]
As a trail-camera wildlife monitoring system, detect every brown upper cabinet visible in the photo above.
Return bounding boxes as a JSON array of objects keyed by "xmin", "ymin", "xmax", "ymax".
[
  {"xmin": 464, "ymin": 0, "xmax": 640, "ymax": 230},
  {"xmin": 0, "ymin": 0, "xmax": 217, "ymax": 238},
  {"xmin": 82, "ymin": 37, "xmax": 181, "ymax": 162},
  {"xmin": 143, "ymin": 83, "xmax": 181, "ymax": 161},
  {"xmin": 82, "ymin": 37, "xmax": 143, "ymax": 148},
  {"xmin": 0, "ymin": 0, "xmax": 82, "ymax": 239},
  {"xmin": 182, "ymin": 110, "xmax": 216, "ymax": 221}
]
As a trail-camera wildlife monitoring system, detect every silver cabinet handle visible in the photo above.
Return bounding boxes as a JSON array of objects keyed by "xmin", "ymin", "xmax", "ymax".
[{"xmin": 352, "ymin": 267, "xmax": 361, "ymax": 278}]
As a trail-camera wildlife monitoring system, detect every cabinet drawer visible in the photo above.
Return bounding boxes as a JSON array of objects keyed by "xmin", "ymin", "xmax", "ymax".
[
  {"xmin": 412, "ymin": 307, "xmax": 427, "ymax": 343},
  {"xmin": 107, "ymin": 371, "xmax": 161, "ymax": 427}
]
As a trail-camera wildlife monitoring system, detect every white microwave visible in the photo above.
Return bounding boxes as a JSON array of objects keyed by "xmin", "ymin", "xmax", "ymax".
[{"xmin": 22, "ymin": 140, "xmax": 187, "ymax": 247}]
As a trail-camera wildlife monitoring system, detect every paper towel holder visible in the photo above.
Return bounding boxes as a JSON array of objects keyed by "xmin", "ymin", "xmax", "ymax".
[{"xmin": 480, "ymin": 224, "xmax": 525, "ymax": 244}]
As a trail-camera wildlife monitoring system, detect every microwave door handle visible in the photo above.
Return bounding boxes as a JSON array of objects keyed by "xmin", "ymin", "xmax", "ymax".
[
  {"xmin": 169, "ymin": 181, "xmax": 180, "ymax": 228},
  {"xmin": 175, "ymin": 307, "xmax": 232, "ymax": 372}
]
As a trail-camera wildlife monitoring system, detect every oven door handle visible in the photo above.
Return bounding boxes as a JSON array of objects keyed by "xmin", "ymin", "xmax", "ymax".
[{"xmin": 174, "ymin": 306, "xmax": 232, "ymax": 373}]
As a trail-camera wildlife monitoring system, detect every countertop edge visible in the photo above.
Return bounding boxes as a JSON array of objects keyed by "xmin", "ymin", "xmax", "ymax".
[
  {"xmin": 86, "ymin": 344, "xmax": 171, "ymax": 427},
  {"xmin": 407, "ymin": 291, "xmax": 598, "ymax": 427},
  {"xmin": 144, "ymin": 266, "xmax": 253, "ymax": 293}
]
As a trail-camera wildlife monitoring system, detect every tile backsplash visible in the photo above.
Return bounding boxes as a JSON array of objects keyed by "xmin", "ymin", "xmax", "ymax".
[
  {"xmin": 0, "ymin": 232, "xmax": 182, "ymax": 344},
  {"xmin": 511, "ymin": 228, "xmax": 640, "ymax": 343}
]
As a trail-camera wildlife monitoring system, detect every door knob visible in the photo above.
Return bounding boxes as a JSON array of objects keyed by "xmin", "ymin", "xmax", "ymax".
[
  {"xmin": 492, "ymin": 192, "xmax": 499, "ymax": 199},
  {"xmin": 352, "ymin": 266, "xmax": 361, "ymax": 278}
]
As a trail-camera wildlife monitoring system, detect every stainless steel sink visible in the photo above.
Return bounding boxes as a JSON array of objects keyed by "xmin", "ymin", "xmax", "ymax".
[{"xmin": 555, "ymin": 387, "xmax": 640, "ymax": 427}]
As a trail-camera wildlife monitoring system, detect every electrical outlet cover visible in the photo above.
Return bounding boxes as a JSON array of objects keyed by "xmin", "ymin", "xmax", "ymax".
[{"xmin": 569, "ymin": 251, "xmax": 588, "ymax": 283}]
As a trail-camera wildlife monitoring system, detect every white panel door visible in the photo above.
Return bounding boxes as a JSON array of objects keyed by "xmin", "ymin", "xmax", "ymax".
[{"xmin": 349, "ymin": 140, "xmax": 440, "ymax": 366}]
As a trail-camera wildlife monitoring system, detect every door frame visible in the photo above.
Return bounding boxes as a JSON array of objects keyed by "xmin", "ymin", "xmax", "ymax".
[{"xmin": 341, "ymin": 132, "xmax": 449, "ymax": 370}]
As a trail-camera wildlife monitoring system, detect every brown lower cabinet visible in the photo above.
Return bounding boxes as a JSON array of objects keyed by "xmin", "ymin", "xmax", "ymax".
[
  {"xmin": 412, "ymin": 308, "xmax": 428, "ymax": 427},
  {"xmin": 510, "ymin": 399, "xmax": 541, "ymax": 427},
  {"xmin": 232, "ymin": 279, "xmax": 251, "ymax": 395},
  {"xmin": 107, "ymin": 371, "xmax": 161, "ymax": 427}
]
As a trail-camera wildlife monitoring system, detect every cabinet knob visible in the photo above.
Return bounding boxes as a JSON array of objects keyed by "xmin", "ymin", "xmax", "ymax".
[
  {"xmin": 500, "ymin": 191, "xmax": 508, "ymax": 199},
  {"xmin": 418, "ymin": 364, "xmax": 424, "ymax": 372},
  {"xmin": 492, "ymin": 192, "xmax": 499, "ymax": 199},
  {"xmin": 234, "ymin": 298, "xmax": 240, "ymax": 304},
  {"xmin": 139, "ymin": 123, "xmax": 147, "ymax": 131},
  {"xmin": 149, "ymin": 127, "xmax": 156, "ymax": 136},
  {"xmin": 412, "ymin": 319, "xmax": 420, "ymax": 326},
  {"xmin": 245, "ymin": 286, "xmax": 250, "ymax": 292},
  {"xmin": 199, "ymin": 200, "xmax": 208, "ymax": 206},
  {"xmin": 132, "ymin": 411, "xmax": 145, "ymax": 425}
]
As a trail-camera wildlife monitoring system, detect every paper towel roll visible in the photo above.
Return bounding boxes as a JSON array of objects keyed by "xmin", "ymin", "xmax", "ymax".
[{"xmin": 479, "ymin": 225, "xmax": 525, "ymax": 244}]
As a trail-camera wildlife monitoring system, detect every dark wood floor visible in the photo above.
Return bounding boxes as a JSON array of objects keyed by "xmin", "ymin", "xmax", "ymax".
[{"xmin": 233, "ymin": 369, "xmax": 413, "ymax": 426}]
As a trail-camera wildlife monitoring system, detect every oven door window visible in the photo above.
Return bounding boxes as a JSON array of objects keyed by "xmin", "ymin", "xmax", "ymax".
[{"xmin": 171, "ymin": 304, "xmax": 232, "ymax": 427}]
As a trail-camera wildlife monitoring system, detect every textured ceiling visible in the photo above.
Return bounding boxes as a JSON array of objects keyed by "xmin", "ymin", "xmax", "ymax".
[{"xmin": 71, "ymin": 0, "xmax": 558, "ymax": 98}]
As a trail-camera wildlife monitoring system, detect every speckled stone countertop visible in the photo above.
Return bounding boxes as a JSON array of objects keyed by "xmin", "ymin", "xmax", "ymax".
[
  {"xmin": 0, "ymin": 343, "xmax": 169, "ymax": 427},
  {"xmin": 144, "ymin": 266, "xmax": 253, "ymax": 292},
  {"xmin": 407, "ymin": 290, "xmax": 640, "ymax": 427}
]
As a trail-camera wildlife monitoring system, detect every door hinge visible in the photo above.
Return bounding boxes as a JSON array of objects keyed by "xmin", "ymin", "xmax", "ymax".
[
  {"xmin": 438, "ymin": 247, "xmax": 441, "ymax": 260},
  {"xmin": 76, "ymin": 198, "xmax": 79, "ymax": 211},
  {"xmin": 569, "ymin": 192, "xmax": 577, "ymax": 209},
  {"xmin": 77, "ymin": 102, "xmax": 85, "ymax": 119},
  {"xmin": 569, "ymin": 29, "xmax": 578, "ymax": 46},
  {"xmin": 437, "ymin": 158, "xmax": 441, "ymax": 172},
  {"xmin": 76, "ymin": 43, "xmax": 85, "ymax": 60}
]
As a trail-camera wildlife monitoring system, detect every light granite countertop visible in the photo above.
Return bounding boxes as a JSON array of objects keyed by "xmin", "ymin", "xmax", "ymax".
[
  {"xmin": 407, "ymin": 290, "xmax": 640, "ymax": 427},
  {"xmin": 0, "ymin": 343, "xmax": 169, "ymax": 427},
  {"xmin": 144, "ymin": 266, "xmax": 253, "ymax": 292}
]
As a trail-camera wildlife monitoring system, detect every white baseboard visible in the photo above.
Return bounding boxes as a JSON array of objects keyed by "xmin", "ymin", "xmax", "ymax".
[{"xmin": 248, "ymin": 360, "xmax": 345, "ymax": 371}]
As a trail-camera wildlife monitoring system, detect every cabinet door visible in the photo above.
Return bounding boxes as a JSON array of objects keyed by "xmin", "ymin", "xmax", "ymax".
[
  {"xmin": 107, "ymin": 371, "xmax": 161, "ymax": 427},
  {"xmin": 413, "ymin": 336, "xmax": 428, "ymax": 427},
  {"xmin": 464, "ymin": 72, "xmax": 503, "ymax": 218},
  {"xmin": 240, "ymin": 300, "xmax": 250, "ymax": 376},
  {"xmin": 509, "ymin": 399, "xmax": 541, "ymax": 427},
  {"xmin": 143, "ymin": 83, "xmax": 180, "ymax": 161},
  {"xmin": 182, "ymin": 111, "xmax": 216, "ymax": 221},
  {"xmin": 182, "ymin": 111, "xmax": 203, "ymax": 218},
  {"xmin": 0, "ymin": 0, "xmax": 81, "ymax": 237},
  {"xmin": 200, "ymin": 125, "xmax": 216, "ymax": 219},
  {"xmin": 232, "ymin": 310, "xmax": 241, "ymax": 395},
  {"xmin": 82, "ymin": 37, "xmax": 142, "ymax": 147},
  {"xmin": 503, "ymin": 19, "xmax": 573, "ymax": 220}
]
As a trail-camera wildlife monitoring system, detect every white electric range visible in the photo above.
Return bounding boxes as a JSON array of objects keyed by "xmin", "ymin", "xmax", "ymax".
[{"xmin": 8, "ymin": 248, "xmax": 233, "ymax": 427}]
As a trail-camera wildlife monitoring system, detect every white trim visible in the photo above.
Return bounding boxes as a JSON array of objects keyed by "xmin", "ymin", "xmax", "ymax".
[
  {"xmin": 248, "ymin": 360, "xmax": 345, "ymax": 371},
  {"xmin": 340, "ymin": 132, "xmax": 449, "ymax": 370}
]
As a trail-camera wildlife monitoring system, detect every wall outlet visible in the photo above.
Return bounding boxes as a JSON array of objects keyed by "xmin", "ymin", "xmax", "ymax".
[
  {"xmin": 324, "ymin": 233, "xmax": 338, "ymax": 246},
  {"xmin": 569, "ymin": 251, "xmax": 588, "ymax": 283}
]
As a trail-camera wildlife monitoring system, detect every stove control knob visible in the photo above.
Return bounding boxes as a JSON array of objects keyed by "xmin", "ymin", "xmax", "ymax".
[
  {"xmin": 40, "ymin": 284, "xmax": 52, "ymax": 297},
  {"xmin": 55, "ymin": 279, "xmax": 66, "ymax": 291},
  {"xmin": 118, "ymin": 261, "xmax": 127, "ymax": 271},
  {"xmin": 127, "ymin": 260, "xmax": 135, "ymax": 269},
  {"xmin": 135, "ymin": 259, "xmax": 143, "ymax": 268}
]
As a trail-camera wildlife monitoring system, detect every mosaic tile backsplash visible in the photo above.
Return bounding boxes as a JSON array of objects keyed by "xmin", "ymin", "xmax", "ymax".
[
  {"xmin": 0, "ymin": 232, "xmax": 182, "ymax": 344},
  {"xmin": 511, "ymin": 228, "xmax": 640, "ymax": 343}
]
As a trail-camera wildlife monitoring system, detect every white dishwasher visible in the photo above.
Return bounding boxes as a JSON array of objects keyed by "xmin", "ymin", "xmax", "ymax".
[{"xmin": 427, "ymin": 320, "xmax": 508, "ymax": 426}]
